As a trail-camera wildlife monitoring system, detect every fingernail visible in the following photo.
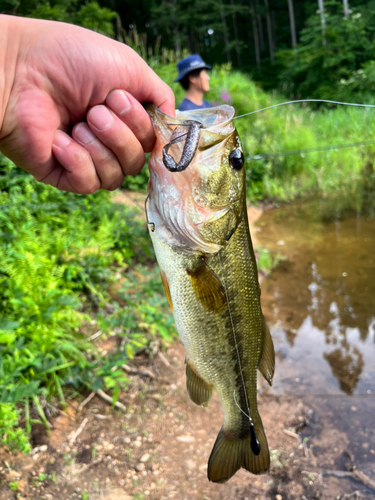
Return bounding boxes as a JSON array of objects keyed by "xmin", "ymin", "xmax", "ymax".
[
  {"xmin": 74, "ymin": 123, "xmax": 95, "ymax": 145},
  {"xmin": 107, "ymin": 90, "xmax": 131, "ymax": 116},
  {"xmin": 89, "ymin": 106, "xmax": 114, "ymax": 131},
  {"xmin": 53, "ymin": 130, "xmax": 71, "ymax": 148}
]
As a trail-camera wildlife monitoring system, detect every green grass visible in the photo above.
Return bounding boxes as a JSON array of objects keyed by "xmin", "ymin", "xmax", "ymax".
[{"xmin": 0, "ymin": 156, "xmax": 175, "ymax": 450}]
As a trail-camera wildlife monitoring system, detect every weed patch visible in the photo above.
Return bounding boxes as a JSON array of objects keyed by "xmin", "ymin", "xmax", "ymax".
[{"xmin": 0, "ymin": 156, "xmax": 175, "ymax": 449}]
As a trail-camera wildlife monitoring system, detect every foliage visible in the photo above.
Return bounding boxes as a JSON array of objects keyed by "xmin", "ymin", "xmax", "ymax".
[
  {"xmin": 0, "ymin": 403, "xmax": 31, "ymax": 452},
  {"xmin": 256, "ymin": 246, "xmax": 284, "ymax": 275},
  {"xmin": 277, "ymin": 1, "xmax": 375, "ymax": 102},
  {"xmin": 1, "ymin": 0, "xmax": 117, "ymax": 37},
  {"xmin": 0, "ymin": 156, "xmax": 175, "ymax": 449}
]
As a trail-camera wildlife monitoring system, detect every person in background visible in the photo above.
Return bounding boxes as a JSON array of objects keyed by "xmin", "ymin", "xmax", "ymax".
[{"xmin": 175, "ymin": 55, "xmax": 212, "ymax": 112}]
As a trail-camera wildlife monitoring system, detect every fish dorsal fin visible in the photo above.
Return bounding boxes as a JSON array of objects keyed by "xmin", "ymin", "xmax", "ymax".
[
  {"xmin": 186, "ymin": 358, "xmax": 213, "ymax": 407},
  {"xmin": 160, "ymin": 271, "xmax": 173, "ymax": 311},
  {"xmin": 258, "ymin": 316, "xmax": 275, "ymax": 386},
  {"xmin": 187, "ymin": 259, "xmax": 227, "ymax": 313}
]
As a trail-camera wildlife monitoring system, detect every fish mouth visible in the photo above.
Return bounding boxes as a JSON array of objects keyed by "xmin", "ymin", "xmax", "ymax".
[
  {"xmin": 144, "ymin": 103, "xmax": 235, "ymax": 128},
  {"xmin": 145, "ymin": 104, "xmax": 236, "ymax": 172}
]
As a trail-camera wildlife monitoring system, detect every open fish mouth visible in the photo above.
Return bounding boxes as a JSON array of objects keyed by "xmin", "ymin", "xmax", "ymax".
[{"xmin": 144, "ymin": 103, "xmax": 236, "ymax": 172}]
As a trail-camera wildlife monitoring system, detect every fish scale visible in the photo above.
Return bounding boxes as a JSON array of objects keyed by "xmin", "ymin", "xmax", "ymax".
[{"xmin": 145, "ymin": 103, "xmax": 275, "ymax": 483}]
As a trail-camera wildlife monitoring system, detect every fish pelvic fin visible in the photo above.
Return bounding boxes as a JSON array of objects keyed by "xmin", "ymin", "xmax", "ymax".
[
  {"xmin": 186, "ymin": 358, "xmax": 213, "ymax": 407},
  {"xmin": 207, "ymin": 417, "xmax": 270, "ymax": 483},
  {"xmin": 258, "ymin": 316, "xmax": 275, "ymax": 386},
  {"xmin": 160, "ymin": 271, "xmax": 173, "ymax": 311}
]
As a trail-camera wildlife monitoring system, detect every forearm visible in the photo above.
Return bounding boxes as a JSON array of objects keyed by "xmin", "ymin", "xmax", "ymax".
[{"xmin": 0, "ymin": 15, "xmax": 21, "ymax": 141}]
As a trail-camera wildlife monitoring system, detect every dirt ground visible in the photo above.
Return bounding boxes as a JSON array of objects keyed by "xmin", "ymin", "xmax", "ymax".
[
  {"xmin": 1, "ymin": 340, "xmax": 374, "ymax": 500},
  {"xmin": 1, "ymin": 195, "xmax": 374, "ymax": 500}
]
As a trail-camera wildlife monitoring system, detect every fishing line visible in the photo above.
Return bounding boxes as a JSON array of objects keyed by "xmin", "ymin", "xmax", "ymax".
[
  {"xmin": 218, "ymin": 252, "xmax": 253, "ymax": 426},
  {"xmin": 248, "ymin": 139, "xmax": 375, "ymax": 161},
  {"xmin": 233, "ymin": 98, "xmax": 375, "ymax": 121},
  {"xmin": 233, "ymin": 389, "xmax": 252, "ymax": 421},
  {"xmin": 144, "ymin": 194, "xmax": 155, "ymax": 232}
]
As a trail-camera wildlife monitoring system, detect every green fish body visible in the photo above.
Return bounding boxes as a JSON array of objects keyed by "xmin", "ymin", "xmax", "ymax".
[{"xmin": 145, "ymin": 104, "xmax": 275, "ymax": 483}]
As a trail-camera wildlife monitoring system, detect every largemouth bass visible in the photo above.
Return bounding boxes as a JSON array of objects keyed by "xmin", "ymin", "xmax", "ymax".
[{"xmin": 145, "ymin": 104, "xmax": 275, "ymax": 483}]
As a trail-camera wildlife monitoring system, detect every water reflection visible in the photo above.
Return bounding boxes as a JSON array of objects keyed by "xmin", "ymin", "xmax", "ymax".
[
  {"xmin": 324, "ymin": 346, "xmax": 364, "ymax": 395},
  {"xmin": 256, "ymin": 196, "xmax": 375, "ymax": 396}
]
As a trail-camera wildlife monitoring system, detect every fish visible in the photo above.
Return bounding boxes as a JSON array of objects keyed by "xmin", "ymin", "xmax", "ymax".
[{"xmin": 144, "ymin": 103, "xmax": 275, "ymax": 483}]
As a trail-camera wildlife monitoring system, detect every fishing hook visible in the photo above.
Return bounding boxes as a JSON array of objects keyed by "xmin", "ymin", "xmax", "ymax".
[
  {"xmin": 163, "ymin": 120, "xmax": 203, "ymax": 172},
  {"xmin": 144, "ymin": 193, "xmax": 155, "ymax": 232}
]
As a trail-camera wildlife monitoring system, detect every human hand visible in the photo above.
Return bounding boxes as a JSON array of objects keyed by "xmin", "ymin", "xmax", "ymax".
[{"xmin": 0, "ymin": 15, "xmax": 175, "ymax": 193}]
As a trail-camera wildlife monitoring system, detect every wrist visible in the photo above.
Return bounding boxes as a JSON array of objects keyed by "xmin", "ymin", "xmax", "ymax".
[{"xmin": 0, "ymin": 15, "xmax": 21, "ymax": 140}]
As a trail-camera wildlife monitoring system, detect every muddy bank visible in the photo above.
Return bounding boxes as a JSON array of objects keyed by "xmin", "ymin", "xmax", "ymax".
[{"xmin": 2, "ymin": 339, "xmax": 374, "ymax": 499}]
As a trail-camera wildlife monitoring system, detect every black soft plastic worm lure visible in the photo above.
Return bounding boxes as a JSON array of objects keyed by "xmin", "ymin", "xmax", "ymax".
[{"xmin": 162, "ymin": 120, "xmax": 203, "ymax": 172}]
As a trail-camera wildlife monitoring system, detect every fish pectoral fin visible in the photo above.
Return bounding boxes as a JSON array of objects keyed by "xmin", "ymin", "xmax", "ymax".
[
  {"xmin": 187, "ymin": 259, "xmax": 227, "ymax": 313},
  {"xmin": 160, "ymin": 271, "xmax": 173, "ymax": 311},
  {"xmin": 258, "ymin": 316, "xmax": 275, "ymax": 386},
  {"xmin": 186, "ymin": 358, "xmax": 213, "ymax": 407},
  {"xmin": 207, "ymin": 417, "xmax": 270, "ymax": 483}
]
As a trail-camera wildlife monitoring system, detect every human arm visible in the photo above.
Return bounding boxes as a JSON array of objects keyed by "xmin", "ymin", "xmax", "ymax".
[{"xmin": 0, "ymin": 15, "xmax": 175, "ymax": 193}]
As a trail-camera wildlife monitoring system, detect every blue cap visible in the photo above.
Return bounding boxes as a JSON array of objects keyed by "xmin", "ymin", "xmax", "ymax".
[{"xmin": 175, "ymin": 54, "xmax": 212, "ymax": 82}]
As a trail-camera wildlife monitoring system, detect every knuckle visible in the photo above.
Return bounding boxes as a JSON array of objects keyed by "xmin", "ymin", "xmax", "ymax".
[
  {"xmin": 84, "ymin": 182, "xmax": 101, "ymax": 194},
  {"xmin": 97, "ymin": 149, "xmax": 117, "ymax": 165},
  {"xmin": 107, "ymin": 175, "xmax": 124, "ymax": 191},
  {"xmin": 128, "ymin": 153, "xmax": 146, "ymax": 175}
]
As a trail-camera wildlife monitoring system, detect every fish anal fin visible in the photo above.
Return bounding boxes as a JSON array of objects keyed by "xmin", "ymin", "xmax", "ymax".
[
  {"xmin": 186, "ymin": 358, "xmax": 213, "ymax": 407},
  {"xmin": 187, "ymin": 259, "xmax": 227, "ymax": 313},
  {"xmin": 207, "ymin": 417, "xmax": 270, "ymax": 483},
  {"xmin": 258, "ymin": 316, "xmax": 275, "ymax": 386},
  {"xmin": 160, "ymin": 271, "xmax": 173, "ymax": 311}
]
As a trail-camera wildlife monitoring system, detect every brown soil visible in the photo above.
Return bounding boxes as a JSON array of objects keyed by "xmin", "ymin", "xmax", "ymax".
[
  {"xmin": 3, "ymin": 341, "xmax": 373, "ymax": 500},
  {"xmin": 0, "ymin": 341, "xmax": 323, "ymax": 500}
]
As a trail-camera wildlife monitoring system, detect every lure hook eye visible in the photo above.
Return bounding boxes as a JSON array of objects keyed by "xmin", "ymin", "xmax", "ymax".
[{"xmin": 229, "ymin": 149, "xmax": 244, "ymax": 170}]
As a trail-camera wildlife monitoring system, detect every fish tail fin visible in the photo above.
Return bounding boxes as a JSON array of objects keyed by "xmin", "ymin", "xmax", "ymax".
[{"xmin": 207, "ymin": 417, "xmax": 270, "ymax": 483}]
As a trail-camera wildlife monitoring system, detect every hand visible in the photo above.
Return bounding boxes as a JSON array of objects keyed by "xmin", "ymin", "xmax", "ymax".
[{"xmin": 0, "ymin": 15, "xmax": 175, "ymax": 193}]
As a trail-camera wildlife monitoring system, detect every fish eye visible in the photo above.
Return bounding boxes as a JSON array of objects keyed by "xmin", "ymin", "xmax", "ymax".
[{"xmin": 229, "ymin": 149, "xmax": 244, "ymax": 170}]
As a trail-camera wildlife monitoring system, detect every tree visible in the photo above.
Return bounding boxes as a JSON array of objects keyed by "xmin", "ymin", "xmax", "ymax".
[
  {"xmin": 318, "ymin": 0, "xmax": 327, "ymax": 46},
  {"xmin": 277, "ymin": 2, "xmax": 375, "ymax": 102},
  {"xmin": 230, "ymin": 0, "xmax": 242, "ymax": 66},
  {"xmin": 249, "ymin": 0, "xmax": 261, "ymax": 71},
  {"xmin": 287, "ymin": 0, "xmax": 297, "ymax": 48},
  {"xmin": 219, "ymin": 0, "xmax": 232, "ymax": 63},
  {"xmin": 343, "ymin": 0, "xmax": 349, "ymax": 17},
  {"xmin": 264, "ymin": 0, "xmax": 274, "ymax": 62}
]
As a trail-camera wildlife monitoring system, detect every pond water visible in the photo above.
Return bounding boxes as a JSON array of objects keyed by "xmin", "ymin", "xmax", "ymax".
[{"xmin": 256, "ymin": 196, "xmax": 375, "ymax": 488}]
